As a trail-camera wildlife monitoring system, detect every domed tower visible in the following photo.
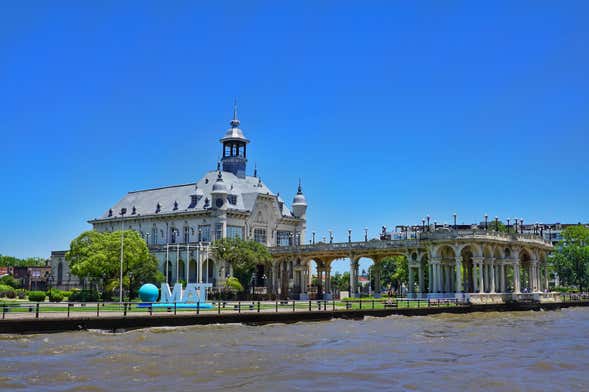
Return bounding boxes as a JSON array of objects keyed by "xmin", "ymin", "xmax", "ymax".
[
  {"xmin": 220, "ymin": 101, "xmax": 250, "ymax": 178},
  {"xmin": 292, "ymin": 180, "xmax": 308, "ymax": 219}
]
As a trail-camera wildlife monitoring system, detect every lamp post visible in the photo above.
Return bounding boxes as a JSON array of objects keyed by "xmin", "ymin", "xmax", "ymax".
[
  {"xmin": 422, "ymin": 219, "xmax": 425, "ymax": 232},
  {"xmin": 453, "ymin": 213, "xmax": 457, "ymax": 230},
  {"xmin": 427, "ymin": 215, "xmax": 430, "ymax": 231},
  {"xmin": 329, "ymin": 230, "xmax": 334, "ymax": 244},
  {"xmin": 312, "ymin": 231, "xmax": 316, "ymax": 245},
  {"xmin": 520, "ymin": 219, "xmax": 524, "ymax": 234},
  {"xmin": 495, "ymin": 216, "xmax": 499, "ymax": 231},
  {"xmin": 348, "ymin": 229, "xmax": 352, "ymax": 243},
  {"xmin": 484, "ymin": 214, "xmax": 488, "ymax": 231},
  {"xmin": 507, "ymin": 218, "xmax": 511, "ymax": 233},
  {"xmin": 119, "ymin": 208, "xmax": 127, "ymax": 303},
  {"xmin": 364, "ymin": 227, "xmax": 368, "ymax": 242}
]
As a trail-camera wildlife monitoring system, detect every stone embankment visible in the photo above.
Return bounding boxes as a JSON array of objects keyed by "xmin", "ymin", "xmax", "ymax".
[{"xmin": 1, "ymin": 301, "xmax": 588, "ymax": 334}]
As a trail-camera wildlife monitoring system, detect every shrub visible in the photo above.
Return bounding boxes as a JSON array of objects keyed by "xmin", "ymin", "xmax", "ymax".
[
  {"xmin": 62, "ymin": 290, "xmax": 73, "ymax": 298},
  {"xmin": 0, "ymin": 284, "xmax": 16, "ymax": 298},
  {"xmin": 16, "ymin": 289, "xmax": 26, "ymax": 299},
  {"xmin": 68, "ymin": 290, "xmax": 99, "ymax": 302},
  {"xmin": 49, "ymin": 291, "xmax": 64, "ymax": 302},
  {"xmin": 28, "ymin": 291, "xmax": 47, "ymax": 302},
  {"xmin": 225, "ymin": 277, "xmax": 244, "ymax": 293},
  {"xmin": 0, "ymin": 275, "xmax": 19, "ymax": 289}
]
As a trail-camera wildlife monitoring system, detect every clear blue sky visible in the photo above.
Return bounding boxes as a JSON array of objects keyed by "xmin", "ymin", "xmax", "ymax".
[{"xmin": 1, "ymin": 2, "xmax": 588, "ymax": 269}]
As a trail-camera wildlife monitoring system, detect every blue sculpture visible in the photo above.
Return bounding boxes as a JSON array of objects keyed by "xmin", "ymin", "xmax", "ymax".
[{"xmin": 138, "ymin": 283, "xmax": 159, "ymax": 303}]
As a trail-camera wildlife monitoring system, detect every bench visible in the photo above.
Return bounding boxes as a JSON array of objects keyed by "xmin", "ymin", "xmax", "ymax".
[{"xmin": 233, "ymin": 304, "xmax": 254, "ymax": 311}]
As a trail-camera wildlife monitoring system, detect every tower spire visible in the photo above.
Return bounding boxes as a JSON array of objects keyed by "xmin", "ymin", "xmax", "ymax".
[
  {"xmin": 231, "ymin": 97, "xmax": 240, "ymax": 127},
  {"xmin": 298, "ymin": 178, "xmax": 303, "ymax": 194}
]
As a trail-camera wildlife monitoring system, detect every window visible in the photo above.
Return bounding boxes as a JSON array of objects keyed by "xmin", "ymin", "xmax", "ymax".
[
  {"xmin": 277, "ymin": 231, "xmax": 292, "ymax": 247},
  {"xmin": 198, "ymin": 225, "xmax": 211, "ymax": 242},
  {"xmin": 227, "ymin": 195, "xmax": 237, "ymax": 205},
  {"xmin": 215, "ymin": 223, "xmax": 223, "ymax": 240},
  {"xmin": 170, "ymin": 228, "xmax": 177, "ymax": 244},
  {"xmin": 254, "ymin": 228, "xmax": 267, "ymax": 244},
  {"xmin": 151, "ymin": 226, "xmax": 158, "ymax": 244},
  {"xmin": 184, "ymin": 226, "xmax": 190, "ymax": 243},
  {"xmin": 227, "ymin": 226, "xmax": 244, "ymax": 240}
]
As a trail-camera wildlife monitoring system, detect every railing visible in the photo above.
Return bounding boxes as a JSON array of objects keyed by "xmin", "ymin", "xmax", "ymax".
[
  {"xmin": 0, "ymin": 298, "xmax": 470, "ymax": 321},
  {"xmin": 270, "ymin": 230, "xmax": 551, "ymax": 255}
]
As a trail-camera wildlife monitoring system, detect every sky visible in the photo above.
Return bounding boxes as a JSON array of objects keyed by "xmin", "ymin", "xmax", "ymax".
[{"xmin": 1, "ymin": 2, "xmax": 588, "ymax": 273}]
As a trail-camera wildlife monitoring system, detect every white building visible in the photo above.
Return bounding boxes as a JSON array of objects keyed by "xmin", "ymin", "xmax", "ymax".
[{"xmin": 50, "ymin": 105, "xmax": 307, "ymax": 290}]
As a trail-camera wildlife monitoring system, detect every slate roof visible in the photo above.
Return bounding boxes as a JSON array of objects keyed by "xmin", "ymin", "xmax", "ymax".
[{"xmin": 93, "ymin": 171, "xmax": 294, "ymax": 221}]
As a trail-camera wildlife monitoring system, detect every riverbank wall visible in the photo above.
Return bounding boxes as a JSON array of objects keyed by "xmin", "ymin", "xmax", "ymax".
[{"xmin": 2, "ymin": 301, "xmax": 589, "ymax": 334}]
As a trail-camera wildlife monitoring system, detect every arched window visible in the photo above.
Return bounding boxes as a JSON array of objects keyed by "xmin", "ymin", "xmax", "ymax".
[
  {"xmin": 57, "ymin": 262, "xmax": 63, "ymax": 285},
  {"xmin": 184, "ymin": 226, "xmax": 190, "ymax": 243}
]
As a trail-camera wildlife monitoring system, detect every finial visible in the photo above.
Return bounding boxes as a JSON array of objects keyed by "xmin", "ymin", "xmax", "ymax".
[
  {"xmin": 297, "ymin": 178, "xmax": 303, "ymax": 194},
  {"xmin": 231, "ymin": 98, "xmax": 240, "ymax": 127},
  {"xmin": 254, "ymin": 163, "xmax": 258, "ymax": 178},
  {"xmin": 217, "ymin": 160, "xmax": 221, "ymax": 172}
]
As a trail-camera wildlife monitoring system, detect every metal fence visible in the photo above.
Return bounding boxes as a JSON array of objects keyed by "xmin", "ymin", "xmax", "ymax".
[{"xmin": 0, "ymin": 297, "xmax": 470, "ymax": 320}]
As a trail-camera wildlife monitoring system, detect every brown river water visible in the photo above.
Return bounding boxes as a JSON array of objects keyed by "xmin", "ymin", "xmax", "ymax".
[{"xmin": 1, "ymin": 308, "xmax": 589, "ymax": 391}]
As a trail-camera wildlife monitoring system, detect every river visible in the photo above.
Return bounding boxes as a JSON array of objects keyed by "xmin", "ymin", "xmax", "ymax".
[{"xmin": 1, "ymin": 308, "xmax": 588, "ymax": 391}]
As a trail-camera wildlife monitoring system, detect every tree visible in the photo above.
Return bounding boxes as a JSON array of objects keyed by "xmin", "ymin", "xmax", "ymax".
[
  {"xmin": 331, "ymin": 271, "xmax": 351, "ymax": 291},
  {"xmin": 370, "ymin": 256, "xmax": 408, "ymax": 292},
  {"xmin": 551, "ymin": 225, "xmax": 589, "ymax": 291},
  {"xmin": 66, "ymin": 230, "xmax": 163, "ymax": 299},
  {"xmin": 213, "ymin": 238, "xmax": 272, "ymax": 291},
  {"xmin": 0, "ymin": 255, "xmax": 46, "ymax": 267}
]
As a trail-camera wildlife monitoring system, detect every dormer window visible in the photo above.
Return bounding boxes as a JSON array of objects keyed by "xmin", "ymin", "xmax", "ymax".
[
  {"xmin": 204, "ymin": 198, "xmax": 210, "ymax": 208},
  {"xmin": 205, "ymin": 178, "xmax": 209, "ymax": 184},
  {"xmin": 188, "ymin": 194, "xmax": 202, "ymax": 209},
  {"xmin": 173, "ymin": 201, "xmax": 178, "ymax": 211},
  {"xmin": 156, "ymin": 203, "xmax": 161, "ymax": 213},
  {"xmin": 108, "ymin": 209, "xmax": 113, "ymax": 217},
  {"xmin": 228, "ymin": 195, "xmax": 237, "ymax": 205},
  {"xmin": 132, "ymin": 206, "xmax": 136, "ymax": 215}
]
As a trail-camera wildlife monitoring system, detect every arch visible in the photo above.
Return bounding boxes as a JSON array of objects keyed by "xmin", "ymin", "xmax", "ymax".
[
  {"xmin": 189, "ymin": 259, "xmax": 197, "ymax": 283},
  {"xmin": 456, "ymin": 242, "xmax": 482, "ymax": 258},
  {"xmin": 57, "ymin": 262, "xmax": 63, "ymax": 285}
]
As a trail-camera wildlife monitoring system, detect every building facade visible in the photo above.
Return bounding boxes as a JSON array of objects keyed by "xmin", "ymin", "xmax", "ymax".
[{"xmin": 50, "ymin": 106, "xmax": 307, "ymax": 290}]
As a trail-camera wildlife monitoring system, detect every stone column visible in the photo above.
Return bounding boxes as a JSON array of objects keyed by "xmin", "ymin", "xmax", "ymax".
[
  {"xmin": 444, "ymin": 265, "xmax": 450, "ymax": 293},
  {"xmin": 418, "ymin": 262, "xmax": 424, "ymax": 295},
  {"xmin": 455, "ymin": 256, "xmax": 463, "ymax": 294},
  {"xmin": 430, "ymin": 258, "xmax": 439, "ymax": 293},
  {"xmin": 428, "ymin": 264, "xmax": 433, "ymax": 292},
  {"xmin": 325, "ymin": 265, "xmax": 331, "ymax": 293},
  {"xmin": 489, "ymin": 257, "xmax": 496, "ymax": 293},
  {"xmin": 408, "ymin": 266, "xmax": 414, "ymax": 296},
  {"xmin": 473, "ymin": 257, "xmax": 484, "ymax": 294},
  {"xmin": 514, "ymin": 259, "xmax": 521, "ymax": 293},
  {"xmin": 350, "ymin": 259, "xmax": 358, "ymax": 297},
  {"xmin": 500, "ymin": 261, "xmax": 506, "ymax": 292}
]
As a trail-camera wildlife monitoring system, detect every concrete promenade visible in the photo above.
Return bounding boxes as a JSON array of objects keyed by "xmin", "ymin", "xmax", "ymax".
[{"xmin": 1, "ymin": 300, "xmax": 588, "ymax": 334}]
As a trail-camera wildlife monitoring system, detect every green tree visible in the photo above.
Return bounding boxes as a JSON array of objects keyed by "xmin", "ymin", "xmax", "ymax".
[
  {"xmin": 66, "ymin": 230, "xmax": 163, "ymax": 299},
  {"xmin": 0, "ymin": 255, "xmax": 46, "ymax": 267},
  {"xmin": 213, "ymin": 238, "xmax": 272, "ymax": 291},
  {"xmin": 370, "ymin": 256, "xmax": 408, "ymax": 292},
  {"xmin": 551, "ymin": 225, "xmax": 589, "ymax": 291},
  {"xmin": 331, "ymin": 271, "xmax": 351, "ymax": 291}
]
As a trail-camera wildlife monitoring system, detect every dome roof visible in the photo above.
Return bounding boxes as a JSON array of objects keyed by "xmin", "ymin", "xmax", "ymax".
[
  {"xmin": 292, "ymin": 182, "xmax": 307, "ymax": 206},
  {"xmin": 220, "ymin": 102, "xmax": 249, "ymax": 143},
  {"xmin": 211, "ymin": 172, "xmax": 228, "ymax": 194}
]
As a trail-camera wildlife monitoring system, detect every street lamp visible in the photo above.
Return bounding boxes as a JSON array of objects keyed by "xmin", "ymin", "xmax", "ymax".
[
  {"xmin": 495, "ymin": 216, "xmax": 499, "ymax": 231},
  {"xmin": 520, "ymin": 219, "xmax": 524, "ymax": 234},
  {"xmin": 422, "ymin": 218, "xmax": 425, "ymax": 232},
  {"xmin": 312, "ymin": 231, "xmax": 316, "ymax": 245},
  {"xmin": 484, "ymin": 214, "xmax": 488, "ymax": 231},
  {"xmin": 119, "ymin": 207, "xmax": 127, "ymax": 303},
  {"xmin": 427, "ymin": 215, "xmax": 430, "ymax": 231},
  {"xmin": 507, "ymin": 218, "xmax": 511, "ymax": 233},
  {"xmin": 364, "ymin": 227, "xmax": 368, "ymax": 242},
  {"xmin": 453, "ymin": 213, "xmax": 457, "ymax": 230},
  {"xmin": 329, "ymin": 230, "xmax": 334, "ymax": 244},
  {"xmin": 348, "ymin": 229, "xmax": 352, "ymax": 243}
]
